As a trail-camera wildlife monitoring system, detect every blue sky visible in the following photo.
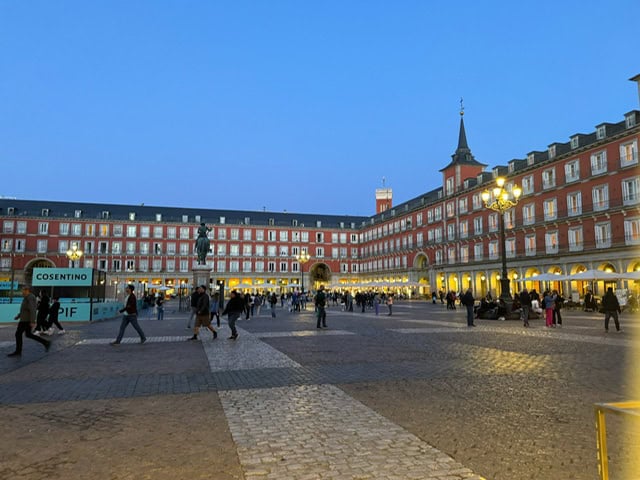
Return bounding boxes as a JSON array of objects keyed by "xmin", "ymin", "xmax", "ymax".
[{"xmin": 1, "ymin": 0, "xmax": 638, "ymax": 217}]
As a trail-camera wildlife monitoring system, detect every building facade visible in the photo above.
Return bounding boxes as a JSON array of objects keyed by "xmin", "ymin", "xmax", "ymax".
[{"xmin": 1, "ymin": 77, "xmax": 639, "ymax": 300}]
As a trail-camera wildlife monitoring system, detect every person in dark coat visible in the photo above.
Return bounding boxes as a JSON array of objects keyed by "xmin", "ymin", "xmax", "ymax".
[
  {"xmin": 46, "ymin": 296, "xmax": 65, "ymax": 334},
  {"xmin": 110, "ymin": 284, "xmax": 146, "ymax": 345},
  {"xmin": 7, "ymin": 285, "xmax": 51, "ymax": 356},
  {"xmin": 221, "ymin": 290, "xmax": 245, "ymax": 339},
  {"xmin": 35, "ymin": 290, "xmax": 50, "ymax": 333},
  {"xmin": 601, "ymin": 287, "xmax": 622, "ymax": 333},
  {"xmin": 460, "ymin": 288, "xmax": 476, "ymax": 327},
  {"xmin": 519, "ymin": 288, "xmax": 532, "ymax": 327}
]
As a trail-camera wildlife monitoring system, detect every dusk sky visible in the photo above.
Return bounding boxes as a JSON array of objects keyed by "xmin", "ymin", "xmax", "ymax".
[{"xmin": 1, "ymin": 1, "xmax": 638, "ymax": 217}]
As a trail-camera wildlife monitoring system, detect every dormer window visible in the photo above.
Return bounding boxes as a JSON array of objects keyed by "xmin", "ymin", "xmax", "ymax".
[
  {"xmin": 527, "ymin": 153, "xmax": 536, "ymax": 166},
  {"xmin": 548, "ymin": 145, "xmax": 556, "ymax": 159},
  {"xmin": 7, "ymin": 207, "xmax": 14, "ymax": 215},
  {"xmin": 102, "ymin": 211, "xmax": 110, "ymax": 219},
  {"xmin": 570, "ymin": 136, "xmax": 580, "ymax": 149},
  {"xmin": 626, "ymin": 112, "xmax": 637, "ymax": 129},
  {"xmin": 155, "ymin": 213, "xmax": 162, "ymax": 222},
  {"xmin": 128, "ymin": 212, "xmax": 136, "ymax": 221},
  {"xmin": 597, "ymin": 125, "xmax": 606, "ymax": 140},
  {"xmin": 195, "ymin": 215, "xmax": 201, "ymax": 223},
  {"xmin": 220, "ymin": 216, "xmax": 226, "ymax": 224},
  {"xmin": 74, "ymin": 210, "xmax": 82, "ymax": 218},
  {"xmin": 182, "ymin": 215, "xmax": 188, "ymax": 223},
  {"xmin": 42, "ymin": 208, "xmax": 50, "ymax": 217}
]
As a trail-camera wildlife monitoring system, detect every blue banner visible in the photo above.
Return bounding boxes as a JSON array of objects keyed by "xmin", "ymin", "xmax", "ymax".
[{"xmin": 32, "ymin": 268, "xmax": 94, "ymax": 286}]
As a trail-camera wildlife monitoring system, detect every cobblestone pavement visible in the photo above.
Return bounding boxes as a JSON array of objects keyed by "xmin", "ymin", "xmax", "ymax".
[{"xmin": 0, "ymin": 301, "xmax": 638, "ymax": 479}]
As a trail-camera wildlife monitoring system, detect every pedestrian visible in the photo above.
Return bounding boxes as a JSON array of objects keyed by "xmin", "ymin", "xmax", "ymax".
[
  {"xmin": 221, "ymin": 289, "xmax": 244, "ymax": 339},
  {"xmin": 244, "ymin": 291, "xmax": 252, "ymax": 319},
  {"xmin": 269, "ymin": 292, "xmax": 278, "ymax": 318},
  {"xmin": 156, "ymin": 295, "xmax": 165, "ymax": 320},
  {"xmin": 210, "ymin": 292, "xmax": 221, "ymax": 327},
  {"xmin": 315, "ymin": 285, "xmax": 327, "ymax": 328},
  {"xmin": 543, "ymin": 290, "xmax": 555, "ymax": 327},
  {"xmin": 386, "ymin": 294, "xmax": 394, "ymax": 316},
  {"xmin": 35, "ymin": 290, "xmax": 50, "ymax": 334},
  {"xmin": 519, "ymin": 288, "xmax": 531, "ymax": 327},
  {"xmin": 552, "ymin": 290, "xmax": 563, "ymax": 327},
  {"xmin": 254, "ymin": 293, "xmax": 263, "ymax": 316},
  {"xmin": 110, "ymin": 284, "xmax": 146, "ymax": 345},
  {"xmin": 374, "ymin": 293, "xmax": 380, "ymax": 315},
  {"xmin": 7, "ymin": 285, "xmax": 51, "ymax": 357},
  {"xmin": 601, "ymin": 287, "xmax": 622, "ymax": 333},
  {"xmin": 187, "ymin": 288, "xmax": 199, "ymax": 329},
  {"xmin": 46, "ymin": 296, "xmax": 65, "ymax": 334},
  {"xmin": 460, "ymin": 288, "xmax": 476, "ymax": 327},
  {"xmin": 189, "ymin": 285, "xmax": 217, "ymax": 341}
]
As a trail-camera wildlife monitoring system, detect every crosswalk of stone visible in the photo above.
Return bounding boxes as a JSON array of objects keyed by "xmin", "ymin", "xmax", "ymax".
[{"xmin": 205, "ymin": 328, "xmax": 485, "ymax": 480}]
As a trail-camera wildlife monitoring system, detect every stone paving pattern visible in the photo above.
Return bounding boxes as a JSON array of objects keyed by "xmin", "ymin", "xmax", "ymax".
[{"xmin": 0, "ymin": 301, "xmax": 638, "ymax": 479}]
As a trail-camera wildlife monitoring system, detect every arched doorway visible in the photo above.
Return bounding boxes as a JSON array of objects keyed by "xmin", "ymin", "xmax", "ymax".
[
  {"xmin": 309, "ymin": 263, "xmax": 331, "ymax": 290},
  {"xmin": 24, "ymin": 258, "xmax": 55, "ymax": 286}
]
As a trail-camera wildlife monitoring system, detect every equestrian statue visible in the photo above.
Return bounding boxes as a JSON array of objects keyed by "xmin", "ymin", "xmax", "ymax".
[{"xmin": 195, "ymin": 222, "xmax": 211, "ymax": 265}]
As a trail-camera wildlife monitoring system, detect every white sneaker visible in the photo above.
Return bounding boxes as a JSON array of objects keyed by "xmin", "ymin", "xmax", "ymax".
[
  {"xmin": 32, "ymin": 330, "xmax": 41, "ymax": 336},
  {"xmin": 46, "ymin": 328, "xmax": 54, "ymax": 335},
  {"xmin": 57, "ymin": 329, "xmax": 66, "ymax": 335}
]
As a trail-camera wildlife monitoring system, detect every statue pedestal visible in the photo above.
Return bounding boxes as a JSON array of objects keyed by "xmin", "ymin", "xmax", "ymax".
[{"xmin": 192, "ymin": 264, "xmax": 212, "ymax": 291}]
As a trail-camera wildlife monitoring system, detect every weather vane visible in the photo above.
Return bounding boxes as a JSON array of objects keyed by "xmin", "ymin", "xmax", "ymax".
[
  {"xmin": 460, "ymin": 97, "xmax": 464, "ymax": 116},
  {"xmin": 382, "ymin": 176, "xmax": 386, "ymax": 188}
]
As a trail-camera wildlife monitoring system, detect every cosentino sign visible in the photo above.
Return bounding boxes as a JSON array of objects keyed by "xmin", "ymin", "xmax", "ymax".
[{"xmin": 32, "ymin": 268, "xmax": 94, "ymax": 286}]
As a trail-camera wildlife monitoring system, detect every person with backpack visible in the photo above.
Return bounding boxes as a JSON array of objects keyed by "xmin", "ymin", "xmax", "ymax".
[
  {"xmin": 460, "ymin": 288, "xmax": 476, "ymax": 327},
  {"xmin": 315, "ymin": 285, "xmax": 327, "ymax": 328}
]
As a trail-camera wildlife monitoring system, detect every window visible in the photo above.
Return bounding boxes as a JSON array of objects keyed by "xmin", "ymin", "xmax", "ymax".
[
  {"xmin": 459, "ymin": 220, "xmax": 468, "ymax": 239},
  {"xmin": 99, "ymin": 224, "xmax": 109, "ymax": 236},
  {"xmin": 316, "ymin": 247, "xmax": 324, "ymax": 258},
  {"xmin": 126, "ymin": 260, "xmax": 136, "ymax": 271},
  {"xmin": 446, "ymin": 177, "xmax": 454, "ymax": 195},
  {"xmin": 256, "ymin": 230, "xmax": 264, "ymax": 241},
  {"xmin": 474, "ymin": 243, "xmax": 483, "ymax": 261},
  {"xmin": 230, "ymin": 244, "xmax": 239, "ymax": 256},
  {"xmin": 126, "ymin": 225, "xmax": 137, "ymax": 237},
  {"xmin": 84, "ymin": 241, "xmax": 93, "ymax": 254},
  {"xmin": 447, "ymin": 224, "xmax": 456, "ymax": 241},
  {"xmin": 59, "ymin": 223, "xmax": 69, "ymax": 235},
  {"xmin": 218, "ymin": 228, "xmax": 227, "ymax": 240},
  {"xmin": 229, "ymin": 261, "xmax": 239, "ymax": 273},
  {"xmin": 255, "ymin": 261, "xmax": 264, "ymax": 272},
  {"xmin": 112, "ymin": 241, "xmax": 122, "ymax": 254},
  {"xmin": 506, "ymin": 237, "xmax": 516, "ymax": 258},
  {"xmin": 458, "ymin": 197, "xmax": 468, "ymax": 214},
  {"xmin": 488, "ymin": 213, "xmax": 498, "ymax": 232},
  {"xmin": 267, "ymin": 245, "xmax": 277, "ymax": 257},
  {"xmin": 280, "ymin": 262, "xmax": 288, "ymax": 272},
  {"xmin": 592, "ymin": 185, "xmax": 609, "ymax": 211},
  {"xmin": 446, "ymin": 202, "xmax": 455, "ymax": 217},
  {"xmin": 622, "ymin": 177, "xmax": 640, "ymax": 205},
  {"xmin": 99, "ymin": 241, "xmax": 108, "ymax": 254},
  {"xmin": 567, "ymin": 192, "xmax": 582, "ymax": 216},
  {"xmin": 113, "ymin": 259, "xmax": 122, "ymax": 271},
  {"xmin": 280, "ymin": 231, "xmax": 288, "ymax": 242},
  {"xmin": 595, "ymin": 222, "xmax": 611, "ymax": 248},
  {"xmin": 153, "ymin": 242, "xmax": 162, "ymax": 254},
  {"xmin": 472, "ymin": 193, "xmax": 482, "ymax": 210},
  {"xmin": 255, "ymin": 245, "xmax": 264, "ymax": 256},
  {"xmin": 140, "ymin": 242, "xmax": 150, "ymax": 254},
  {"xmin": 543, "ymin": 198, "xmax": 557, "ymax": 221},
  {"xmin": 167, "ymin": 227, "xmax": 177, "ymax": 239},
  {"xmin": 180, "ymin": 227, "xmax": 190, "ymax": 239},
  {"xmin": 85, "ymin": 224, "xmax": 95, "ymax": 236},
  {"xmin": 590, "ymin": 151, "xmax": 607, "ymax": 175},
  {"xmin": 624, "ymin": 218, "xmax": 640, "ymax": 245},
  {"xmin": 166, "ymin": 243, "xmax": 176, "ymax": 255},
  {"xmin": 524, "ymin": 234, "xmax": 536, "ymax": 256},
  {"xmin": 542, "ymin": 168, "xmax": 556, "ymax": 189},
  {"xmin": 217, "ymin": 260, "xmax": 226, "ymax": 273},
  {"xmin": 568, "ymin": 227, "xmax": 584, "ymax": 251},
  {"xmin": 37, "ymin": 239, "xmax": 48, "ymax": 253},
  {"xmin": 473, "ymin": 217, "xmax": 483, "ymax": 235},
  {"xmin": 243, "ymin": 245, "xmax": 252, "ymax": 256},
  {"xmin": 16, "ymin": 221, "xmax": 26, "ymax": 234},
  {"xmin": 1, "ymin": 239, "xmax": 12, "ymax": 252},
  {"xmin": 545, "ymin": 231, "xmax": 559, "ymax": 254},
  {"xmin": 522, "ymin": 204, "xmax": 535, "ymax": 225},
  {"xmin": 140, "ymin": 226, "xmax": 150, "ymax": 238},
  {"xmin": 242, "ymin": 261, "xmax": 252, "ymax": 272},
  {"xmin": 74, "ymin": 210, "xmax": 82, "ymax": 218},
  {"xmin": 564, "ymin": 160, "xmax": 580, "ymax": 182},
  {"xmin": 433, "ymin": 206, "xmax": 442, "ymax": 221},
  {"xmin": 152, "ymin": 259, "xmax": 162, "ymax": 272},
  {"xmin": 217, "ymin": 244, "xmax": 226, "ymax": 256},
  {"xmin": 522, "ymin": 175, "xmax": 534, "ymax": 195},
  {"xmin": 316, "ymin": 232, "xmax": 324, "ymax": 243},
  {"xmin": 243, "ymin": 229, "xmax": 252, "ymax": 241},
  {"xmin": 154, "ymin": 226, "xmax": 163, "ymax": 238},
  {"xmin": 113, "ymin": 224, "xmax": 123, "ymax": 236},
  {"xmin": 488, "ymin": 241, "xmax": 499, "ymax": 260},
  {"xmin": 231, "ymin": 228, "xmax": 239, "ymax": 240},
  {"xmin": 504, "ymin": 210, "xmax": 515, "ymax": 229},
  {"xmin": 268, "ymin": 261, "xmax": 275, "ymax": 272},
  {"xmin": 621, "ymin": 140, "xmax": 638, "ymax": 167},
  {"xmin": 126, "ymin": 242, "xmax": 136, "ymax": 254},
  {"xmin": 460, "ymin": 245, "xmax": 469, "ymax": 263},
  {"xmin": 3, "ymin": 221, "xmax": 14, "ymax": 233},
  {"xmin": 155, "ymin": 213, "xmax": 162, "ymax": 222},
  {"xmin": 280, "ymin": 246, "xmax": 289, "ymax": 257},
  {"xmin": 38, "ymin": 222, "xmax": 49, "ymax": 234}
]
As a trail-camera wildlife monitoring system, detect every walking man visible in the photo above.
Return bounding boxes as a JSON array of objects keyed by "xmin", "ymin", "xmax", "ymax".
[
  {"xmin": 189, "ymin": 285, "xmax": 217, "ymax": 340},
  {"xmin": 110, "ymin": 284, "xmax": 146, "ymax": 345},
  {"xmin": 46, "ymin": 296, "xmax": 65, "ymax": 334},
  {"xmin": 315, "ymin": 285, "xmax": 327, "ymax": 329},
  {"xmin": 519, "ymin": 288, "xmax": 531, "ymax": 327},
  {"xmin": 221, "ymin": 289, "xmax": 244, "ymax": 339},
  {"xmin": 7, "ymin": 285, "xmax": 51, "ymax": 356},
  {"xmin": 187, "ymin": 288, "xmax": 199, "ymax": 329},
  {"xmin": 602, "ymin": 287, "xmax": 622, "ymax": 333},
  {"xmin": 460, "ymin": 288, "xmax": 476, "ymax": 327}
]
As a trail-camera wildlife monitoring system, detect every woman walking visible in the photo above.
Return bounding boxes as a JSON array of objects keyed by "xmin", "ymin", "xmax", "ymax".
[{"xmin": 543, "ymin": 290, "xmax": 555, "ymax": 327}]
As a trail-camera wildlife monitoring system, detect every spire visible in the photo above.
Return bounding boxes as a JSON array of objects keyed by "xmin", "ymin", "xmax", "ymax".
[{"xmin": 439, "ymin": 101, "xmax": 487, "ymax": 171}]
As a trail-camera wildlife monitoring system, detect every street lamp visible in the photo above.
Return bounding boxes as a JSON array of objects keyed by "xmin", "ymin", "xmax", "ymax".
[
  {"xmin": 66, "ymin": 242, "xmax": 83, "ymax": 268},
  {"xmin": 481, "ymin": 177, "xmax": 522, "ymax": 302},
  {"xmin": 295, "ymin": 251, "xmax": 311, "ymax": 293}
]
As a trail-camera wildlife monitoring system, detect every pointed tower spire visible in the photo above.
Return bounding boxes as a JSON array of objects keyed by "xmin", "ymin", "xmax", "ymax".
[{"xmin": 440, "ymin": 100, "xmax": 486, "ymax": 172}]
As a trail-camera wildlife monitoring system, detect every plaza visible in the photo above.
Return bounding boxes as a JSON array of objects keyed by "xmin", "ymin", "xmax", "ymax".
[{"xmin": 1, "ymin": 300, "xmax": 637, "ymax": 479}]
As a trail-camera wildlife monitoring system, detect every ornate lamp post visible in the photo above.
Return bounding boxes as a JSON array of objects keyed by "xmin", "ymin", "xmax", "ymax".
[
  {"xmin": 481, "ymin": 177, "xmax": 522, "ymax": 301},
  {"xmin": 295, "ymin": 252, "xmax": 311, "ymax": 293},
  {"xmin": 66, "ymin": 242, "xmax": 83, "ymax": 268}
]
